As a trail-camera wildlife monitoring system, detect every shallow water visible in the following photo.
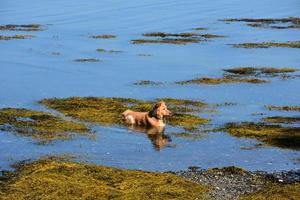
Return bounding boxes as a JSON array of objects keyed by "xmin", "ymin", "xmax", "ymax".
[{"xmin": 0, "ymin": 0, "xmax": 300, "ymax": 172}]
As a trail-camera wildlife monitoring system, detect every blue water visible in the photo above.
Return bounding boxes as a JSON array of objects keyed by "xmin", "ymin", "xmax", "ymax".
[{"xmin": 0, "ymin": 0, "xmax": 300, "ymax": 172}]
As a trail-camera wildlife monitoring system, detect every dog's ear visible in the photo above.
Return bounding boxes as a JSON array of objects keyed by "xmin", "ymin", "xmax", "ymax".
[{"xmin": 149, "ymin": 102, "xmax": 161, "ymax": 118}]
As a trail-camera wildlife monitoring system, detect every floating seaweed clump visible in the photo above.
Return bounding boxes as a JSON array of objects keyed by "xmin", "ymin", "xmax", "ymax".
[
  {"xmin": 133, "ymin": 80, "xmax": 163, "ymax": 86},
  {"xmin": 132, "ymin": 31, "xmax": 224, "ymax": 45},
  {"xmin": 96, "ymin": 48, "xmax": 123, "ymax": 53},
  {"xmin": 131, "ymin": 38, "xmax": 200, "ymax": 44},
  {"xmin": 40, "ymin": 97, "xmax": 209, "ymax": 130},
  {"xmin": 0, "ymin": 24, "xmax": 42, "ymax": 31},
  {"xmin": 0, "ymin": 158, "xmax": 209, "ymax": 200},
  {"xmin": 239, "ymin": 183, "xmax": 300, "ymax": 200},
  {"xmin": 0, "ymin": 35, "xmax": 33, "ymax": 40},
  {"xmin": 176, "ymin": 77, "xmax": 268, "ymax": 85},
  {"xmin": 224, "ymin": 67, "xmax": 298, "ymax": 76},
  {"xmin": 0, "ymin": 108, "xmax": 90, "ymax": 143},
  {"xmin": 266, "ymin": 105, "xmax": 300, "ymax": 112},
  {"xmin": 231, "ymin": 41, "xmax": 300, "ymax": 49},
  {"xmin": 74, "ymin": 58, "xmax": 101, "ymax": 62},
  {"xmin": 224, "ymin": 122, "xmax": 300, "ymax": 149},
  {"xmin": 90, "ymin": 34, "xmax": 116, "ymax": 39},
  {"xmin": 263, "ymin": 116, "xmax": 300, "ymax": 124},
  {"xmin": 221, "ymin": 17, "xmax": 300, "ymax": 29}
]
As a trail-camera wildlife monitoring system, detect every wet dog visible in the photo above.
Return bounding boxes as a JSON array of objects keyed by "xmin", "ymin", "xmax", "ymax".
[{"xmin": 122, "ymin": 101, "xmax": 172, "ymax": 127}]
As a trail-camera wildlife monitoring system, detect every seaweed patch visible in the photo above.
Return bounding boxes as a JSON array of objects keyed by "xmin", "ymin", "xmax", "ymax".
[
  {"xmin": 224, "ymin": 122, "xmax": 300, "ymax": 149},
  {"xmin": 0, "ymin": 157, "xmax": 209, "ymax": 200},
  {"xmin": 231, "ymin": 41, "xmax": 300, "ymax": 49},
  {"xmin": 0, "ymin": 24, "xmax": 43, "ymax": 31},
  {"xmin": 176, "ymin": 77, "xmax": 268, "ymax": 85},
  {"xmin": 133, "ymin": 80, "xmax": 163, "ymax": 86},
  {"xmin": 0, "ymin": 108, "xmax": 91, "ymax": 143},
  {"xmin": 0, "ymin": 35, "xmax": 34, "ymax": 40},
  {"xmin": 266, "ymin": 105, "xmax": 300, "ymax": 112},
  {"xmin": 74, "ymin": 58, "xmax": 101, "ymax": 62},
  {"xmin": 221, "ymin": 17, "xmax": 300, "ymax": 29},
  {"xmin": 90, "ymin": 34, "xmax": 116, "ymax": 39},
  {"xmin": 96, "ymin": 48, "xmax": 123, "ymax": 53},
  {"xmin": 39, "ymin": 97, "xmax": 209, "ymax": 131}
]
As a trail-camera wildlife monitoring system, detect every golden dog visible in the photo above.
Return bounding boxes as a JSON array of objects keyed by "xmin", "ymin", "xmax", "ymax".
[{"xmin": 122, "ymin": 101, "xmax": 171, "ymax": 127}]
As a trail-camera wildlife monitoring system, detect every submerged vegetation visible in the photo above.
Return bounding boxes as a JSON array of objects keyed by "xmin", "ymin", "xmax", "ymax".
[
  {"xmin": 0, "ymin": 108, "xmax": 90, "ymax": 143},
  {"xmin": 263, "ymin": 116, "xmax": 300, "ymax": 124},
  {"xmin": 0, "ymin": 24, "xmax": 42, "ymax": 31},
  {"xmin": 224, "ymin": 122, "xmax": 300, "ymax": 149},
  {"xmin": 231, "ymin": 41, "xmax": 300, "ymax": 49},
  {"xmin": 133, "ymin": 80, "xmax": 163, "ymax": 86},
  {"xmin": 0, "ymin": 35, "xmax": 33, "ymax": 40},
  {"xmin": 90, "ymin": 34, "xmax": 116, "ymax": 39},
  {"xmin": 131, "ymin": 38, "xmax": 200, "ymax": 44},
  {"xmin": 224, "ymin": 67, "xmax": 298, "ymax": 76},
  {"xmin": 74, "ymin": 58, "xmax": 101, "ymax": 62},
  {"xmin": 40, "ymin": 97, "xmax": 209, "ymax": 131},
  {"xmin": 239, "ymin": 183, "xmax": 300, "ymax": 200},
  {"xmin": 176, "ymin": 77, "xmax": 268, "ymax": 85},
  {"xmin": 96, "ymin": 48, "xmax": 123, "ymax": 53},
  {"xmin": 132, "ymin": 31, "xmax": 224, "ymax": 44},
  {"xmin": 266, "ymin": 105, "xmax": 300, "ymax": 112},
  {"xmin": 0, "ymin": 158, "xmax": 209, "ymax": 200},
  {"xmin": 222, "ymin": 17, "xmax": 300, "ymax": 29}
]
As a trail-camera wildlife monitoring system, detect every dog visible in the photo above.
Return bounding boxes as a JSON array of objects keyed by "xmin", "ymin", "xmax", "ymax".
[{"xmin": 122, "ymin": 101, "xmax": 172, "ymax": 127}]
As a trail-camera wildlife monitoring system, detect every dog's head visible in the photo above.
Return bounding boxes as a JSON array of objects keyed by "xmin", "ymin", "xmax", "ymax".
[{"xmin": 150, "ymin": 101, "xmax": 172, "ymax": 119}]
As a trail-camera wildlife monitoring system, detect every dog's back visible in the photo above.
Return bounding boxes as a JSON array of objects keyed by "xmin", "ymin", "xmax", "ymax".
[{"xmin": 122, "ymin": 109, "xmax": 148, "ymax": 125}]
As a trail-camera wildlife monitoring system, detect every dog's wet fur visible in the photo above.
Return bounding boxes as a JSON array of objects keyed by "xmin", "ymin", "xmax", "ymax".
[{"xmin": 122, "ymin": 101, "xmax": 172, "ymax": 127}]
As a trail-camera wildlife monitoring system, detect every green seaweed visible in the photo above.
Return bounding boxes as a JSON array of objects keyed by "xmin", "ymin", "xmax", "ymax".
[
  {"xmin": 96, "ymin": 48, "xmax": 123, "ymax": 53},
  {"xmin": 224, "ymin": 122, "xmax": 300, "ymax": 149},
  {"xmin": 39, "ymin": 97, "xmax": 209, "ymax": 130},
  {"xmin": 266, "ymin": 105, "xmax": 300, "ymax": 112},
  {"xmin": 131, "ymin": 38, "xmax": 201, "ymax": 44},
  {"xmin": 232, "ymin": 41, "xmax": 300, "ymax": 49},
  {"xmin": 263, "ymin": 116, "xmax": 300, "ymax": 124},
  {"xmin": 0, "ymin": 158, "xmax": 209, "ymax": 200},
  {"xmin": 133, "ymin": 80, "xmax": 163, "ymax": 86},
  {"xmin": 176, "ymin": 77, "xmax": 268, "ymax": 85},
  {"xmin": 0, "ymin": 35, "xmax": 33, "ymax": 40},
  {"xmin": 224, "ymin": 67, "xmax": 298, "ymax": 75},
  {"xmin": 222, "ymin": 17, "xmax": 300, "ymax": 29},
  {"xmin": 90, "ymin": 35, "xmax": 116, "ymax": 39},
  {"xmin": 74, "ymin": 58, "xmax": 101, "ymax": 62},
  {"xmin": 0, "ymin": 108, "xmax": 90, "ymax": 143},
  {"xmin": 239, "ymin": 183, "xmax": 300, "ymax": 200},
  {"xmin": 0, "ymin": 24, "xmax": 42, "ymax": 31}
]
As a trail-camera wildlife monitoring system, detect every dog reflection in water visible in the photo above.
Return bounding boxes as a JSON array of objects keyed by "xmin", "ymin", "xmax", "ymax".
[
  {"xmin": 122, "ymin": 101, "xmax": 172, "ymax": 150},
  {"xmin": 128, "ymin": 126, "xmax": 172, "ymax": 150}
]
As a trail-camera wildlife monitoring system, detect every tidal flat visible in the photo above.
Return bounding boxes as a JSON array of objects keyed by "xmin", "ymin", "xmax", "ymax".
[{"xmin": 0, "ymin": 0, "xmax": 299, "ymax": 199}]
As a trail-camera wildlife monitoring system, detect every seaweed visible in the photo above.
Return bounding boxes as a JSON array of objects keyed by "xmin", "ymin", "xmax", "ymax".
[
  {"xmin": 0, "ymin": 35, "xmax": 33, "ymax": 40},
  {"xmin": 223, "ymin": 67, "xmax": 298, "ymax": 76},
  {"xmin": 224, "ymin": 122, "xmax": 300, "ymax": 149},
  {"xmin": 90, "ymin": 35, "xmax": 116, "ymax": 39},
  {"xmin": 133, "ymin": 80, "xmax": 163, "ymax": 86},
  {"xmin": 266, "ymin": 105, "xmax": 300, "ymax": 112},
  {"xmin": 131, "ymin": 38, "xmax": 201, "ymax": 44},
  {"xmin": 239, "ymin": 183, "xmax": 300, "ymax": 200},
  {"xmin": 96, "ymin": 48, "xmax": 123, "ymax": 53},
  {"xmin": 231, "ymin": 41, "xmax": 300, "ymax": 49},
  {"xmin": 39, "ymin": 97, "xmax": 209, "ymax": 130},
  {"xmin": 0, "ymin": 24, "xmax": 42, "ymax": 31},
  {"xmin": 0, "ymin": 108, "xmax": 91, "ymax": 143},
  {"xmin": 221, "ymin": 17, "xmax": 300, "ymax": 29},
  {"xmin": 0, "ymin": 158, "xmax": 209, "ymax": 200},
  {"xmin": 263, "ymin": 116, "xmax": 300, "ymax": 124},
  {"xmin": 176, "ymin": 77, "xmax": 268, "ymax": 85},
  {"xmin": 74, "ymin": 58, "xmax": 101, "ymax": 62}
]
